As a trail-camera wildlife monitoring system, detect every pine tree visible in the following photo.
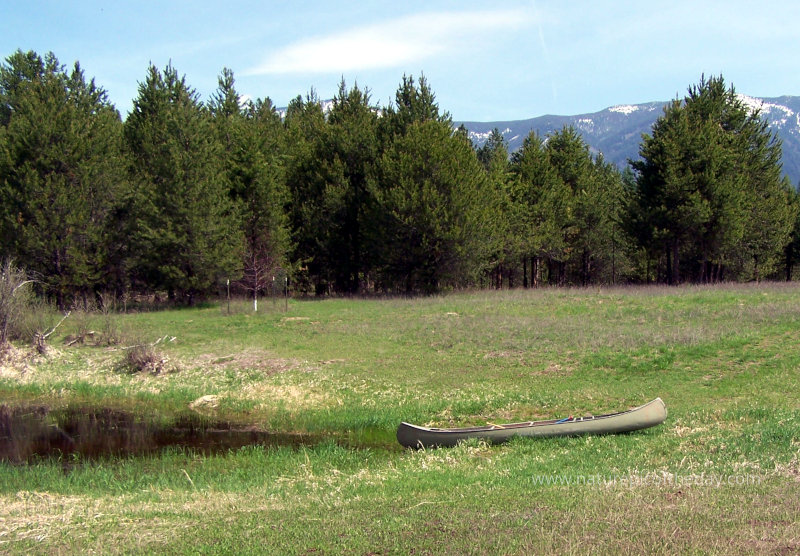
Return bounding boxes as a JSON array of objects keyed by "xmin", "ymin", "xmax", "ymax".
[
  {"xmin": 283, "ymin": 91, "xmax": 330, "ymax": 295},
  {"xmin": 378, "ymin": 119, "xmax": 492, "ymax": 292},
  {"xmin": 631, "ymin": 75, "xmax": 795, "ymax": 283},
  {"xmin": 283, "ymin": 83, "xmax": 381, "ymax": 294},
  {"xmin": 509, "ymin": 131, "xmax": 564, "ymax": 286},
  {"xmin": 379, "ymin": 74, "xmax": 451, "ymax": 144},
  {"xmin": 242, "ymin": 97, "xmax": 290, "ymax": 302},
  {"xmin": 476, "ymin": 129, "xmax": 516, "ymax": 287},
  {"xmin": 124, "ymin": 62, "xmax": 241, "ymax": 303},
  {"xmin": 324, "ymin": 80, "xmax": 380, "ymax": 293},
  {"xmin": 375, "ymin": 76, "xmax": 495, "ymax": 292},
  {"xmin": 0, "ymin": 50, "xmax": 125, "ymax": 307},
  {"xmin": 588, "ymin": 154, "xmax": 631, "ymax": 284},
  {"xmin": 506, "ymin": 126, "xmax": 629, "ymax": 286},
  {"xmin": 208, "ymin": 68, "xmax": 289, "ymax": 309},
  {"xmin": 784, "ymin": 187, "xmax": 800, "ymax": 280}
]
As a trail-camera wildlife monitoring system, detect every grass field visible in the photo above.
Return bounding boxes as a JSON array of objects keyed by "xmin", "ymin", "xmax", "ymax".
[{"xmin": 1, "ymin": 284, "xmax": 799, "ymax": 554}]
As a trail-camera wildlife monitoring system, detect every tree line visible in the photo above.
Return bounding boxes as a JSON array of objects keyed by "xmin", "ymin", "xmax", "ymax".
[{"xmin": 1, "ymin": 50, "xmax": 798, "ymax": 306}]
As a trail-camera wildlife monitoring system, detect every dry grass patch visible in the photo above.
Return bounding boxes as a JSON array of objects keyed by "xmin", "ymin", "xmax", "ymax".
[
  {"xmin": 0, "ymin": 344, "xmax": 34, "ymax": 379},
  {"xmin": 0, "ymin": 491, "xmax": 106, "ymax": 546},
  {"xmin": 774, "ymin": 453, "xmax": 800, "ymax": 482},
  {"xmin": 243, "ymin": 382, "xmax": 339, "ymax": 411},
  {"xmin": 673, "ymin": 424, "xmax": 711, "ymax": 438},
  {"xmin": 188, "ymin": 394, "xmax": 220, "ymax": 412},
  {"xmin": 0, "ymin": 489, "xmax": 290, "ymax": 553}
]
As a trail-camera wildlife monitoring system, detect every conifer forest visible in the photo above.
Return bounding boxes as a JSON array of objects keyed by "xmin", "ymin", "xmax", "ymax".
[{"xmin": 2, "ymin": 50, "xmax": 799, "ymax": 306}]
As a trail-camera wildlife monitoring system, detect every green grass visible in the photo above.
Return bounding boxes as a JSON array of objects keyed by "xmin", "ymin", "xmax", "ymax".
[{"xmin": 2, "ymin": 284, "xmax": 799, "ymax": 553}]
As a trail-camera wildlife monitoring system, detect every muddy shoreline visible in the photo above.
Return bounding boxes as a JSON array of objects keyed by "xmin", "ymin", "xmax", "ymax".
[{"xmin": 0, "ymin": 404, "xmax": 350, "ymax": 464}]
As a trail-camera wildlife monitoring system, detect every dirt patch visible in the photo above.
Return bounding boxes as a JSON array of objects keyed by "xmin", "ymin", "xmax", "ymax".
[
  {"xmin": 535, "ymin": 363, "xmax": 573, "ymax": 376},
  {"xmin": 482, "ymin": 350, "xmax": 525, "ymax": 360},
  {"xmin": 480, "ymin": 352, "xmax": 573, "ymax": 376},
  {"xmin": 279, "ymin": 316, "xmax": 310, "ymax": 324},
  {"xmin": 194, "ymin": 350, "xmax": 306, "ymax": 376}
]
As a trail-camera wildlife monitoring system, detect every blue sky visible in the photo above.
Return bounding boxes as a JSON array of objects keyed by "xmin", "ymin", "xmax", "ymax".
[{"xmin": 3, "ymin": 1, "xmax": 799, "ymax": 121}]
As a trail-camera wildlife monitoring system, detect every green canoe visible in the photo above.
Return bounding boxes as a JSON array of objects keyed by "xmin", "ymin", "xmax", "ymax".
[{"xmin": 397, "ymin": 397, "xmax": 667, "ymax": 449}]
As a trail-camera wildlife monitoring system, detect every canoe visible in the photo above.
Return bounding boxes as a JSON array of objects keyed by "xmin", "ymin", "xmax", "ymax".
[{"xmin": 396, "ymin": 397, "xmax": 667, "ymax": 449}]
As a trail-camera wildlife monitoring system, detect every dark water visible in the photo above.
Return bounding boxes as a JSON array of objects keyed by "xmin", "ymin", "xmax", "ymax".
[{"xmin": 0, "ymin": 405, "xmax": 393, "ymax": 464}]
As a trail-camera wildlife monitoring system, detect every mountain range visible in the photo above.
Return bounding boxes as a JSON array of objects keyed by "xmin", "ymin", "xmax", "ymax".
[{"xmin": 458, "ymin": 95, "xmax": 800, "ymax": 186}]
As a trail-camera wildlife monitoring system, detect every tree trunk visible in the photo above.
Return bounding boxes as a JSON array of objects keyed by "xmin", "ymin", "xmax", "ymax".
[
  {"xmin": 668, "ymin": 239, "xmax": 680, "ymax": 285},
  {"xmin": 582, "ymin": 250, "xmax": 590, "ymax": 286},
  {"xmin": 665, "ymin": 244, "xmax": 672, "ymax": 285},
  {"xmin": 612, "ymin": 235, "xmax": 616, "ymax": 285},
  {"xmin": 522, "ymin": 257, "xmax": 528, "ymax": 289}
]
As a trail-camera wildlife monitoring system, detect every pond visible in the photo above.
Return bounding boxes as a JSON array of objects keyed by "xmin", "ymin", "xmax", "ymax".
[{"xmin": 0, "ymin": 404, "xmax": 395, "ymax": 464}]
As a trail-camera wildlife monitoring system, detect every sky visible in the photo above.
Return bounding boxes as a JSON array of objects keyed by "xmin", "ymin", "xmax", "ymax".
[{"xmin": 3, "ymin": 1, "xmax": 800, "ymax": 122}]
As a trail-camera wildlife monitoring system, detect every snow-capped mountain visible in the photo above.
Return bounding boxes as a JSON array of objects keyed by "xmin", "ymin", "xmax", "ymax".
[
  {"xmin": 459, "ymin": 95, "xmax": 800, "ymax": 186},
  {"xmin": 276, "ymin": 98, "xmax": 336, "ymax": 119}
]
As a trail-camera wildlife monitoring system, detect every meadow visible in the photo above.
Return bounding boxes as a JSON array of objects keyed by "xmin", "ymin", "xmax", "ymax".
[{"xmin": 1, "ymin": 284, "xmax": 799, "ymax": 554}]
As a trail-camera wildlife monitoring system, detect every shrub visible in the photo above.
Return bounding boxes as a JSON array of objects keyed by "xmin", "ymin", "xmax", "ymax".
[
  {"xmin": 0, "ymin": 260, "xmax": 34, "ymax": 345},
  {"xmin": 117, "ymin": 343, "xmax": 170, "ymax": 374}
]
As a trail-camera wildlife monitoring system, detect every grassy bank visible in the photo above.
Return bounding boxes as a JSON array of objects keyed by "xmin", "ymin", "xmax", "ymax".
[{"xmin": 2, "ymin": 284, "xmax": 799, "ymax": 553}]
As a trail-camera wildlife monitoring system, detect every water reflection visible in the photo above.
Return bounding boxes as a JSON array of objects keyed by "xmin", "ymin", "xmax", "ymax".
[{"xmin": 0, "ymin": 404, "xmax": 363, "ymax": 463}]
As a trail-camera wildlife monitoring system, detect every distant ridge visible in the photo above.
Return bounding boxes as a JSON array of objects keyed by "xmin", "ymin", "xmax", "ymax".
[{"xmin": 458, "ymin": 95, "xmax": 800, "ymax": 186}]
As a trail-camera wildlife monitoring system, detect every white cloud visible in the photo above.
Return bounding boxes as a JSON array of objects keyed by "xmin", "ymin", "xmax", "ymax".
[{"xmin": 245, "ymin": 9, "xmax": 532, "ymax": 75}]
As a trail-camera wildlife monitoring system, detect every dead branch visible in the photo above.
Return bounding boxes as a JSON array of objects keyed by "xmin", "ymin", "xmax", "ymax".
[
  {"xmin": 31, "ymin": 310, "xmax": 72, "ymax": 354},
  {"xmin": 119, "ymin": 335, "xmax": 176, "ymax": 351},
  {"xmin": 151, "ymin": 334, "xmax": 175, "ymax": 346},
  {"xmin": 11, "ymin": 279, "xmax": 35, "ymax": 295},
  {"xmin": 43, "ymin": 311, "xmax": 71, "ymax": 339},
  {"xmin": 64, "ymin": 330, "xmax": 97, "ymax": 347}
]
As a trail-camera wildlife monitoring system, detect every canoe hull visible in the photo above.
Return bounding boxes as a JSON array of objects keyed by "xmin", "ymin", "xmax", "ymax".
[{"xmin": 397, "ymin": 398, "xmax": 667, "ymax": 449}]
